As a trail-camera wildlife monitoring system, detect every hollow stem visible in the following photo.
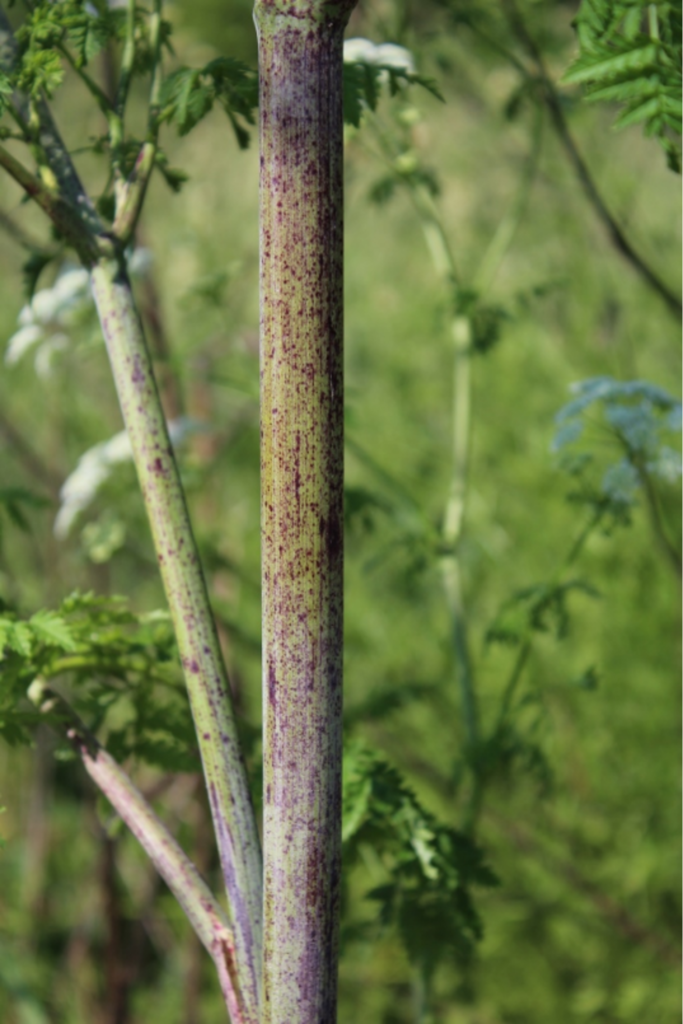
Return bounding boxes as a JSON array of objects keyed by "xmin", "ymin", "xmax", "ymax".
[
  {"xmin": 255, "ymin": 1, "xmax": 355, "ymax": 1019},
  {"xmin": 90, "ymin": 253, "xmax": 262, "ymax": 1023}
]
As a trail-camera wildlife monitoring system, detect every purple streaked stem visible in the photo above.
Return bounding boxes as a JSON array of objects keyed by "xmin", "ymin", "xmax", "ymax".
[
  {"xmin": 90, "ymin": 256, "xmax": 262, "ymax": 1023},
  {"xmin": 255, "ymin": 1, "xmax": 356, "ymax": 1019}
]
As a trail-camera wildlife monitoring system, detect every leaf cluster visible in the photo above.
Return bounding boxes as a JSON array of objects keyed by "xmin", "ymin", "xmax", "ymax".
[
  {"xmin": 158, "ymin": 57, "xmax": 257, "ymax": 148},
  {"xmin": 486, "ymin": 578, "xmax": 600, "ymax": 647},
  {"xmin": 342, "ymin": 742, "xmax": 497, "ymax": 976},
  {"xmin": 343, "ymin": 59, "xmax": 444, "ymax": 129},
  {"xmin": 564, "ymin": 0, "xmax": 682, "ymax": 171},
  {"xmin": 0, "ymin": 592, "xmax": 197, "ymax": 773}
]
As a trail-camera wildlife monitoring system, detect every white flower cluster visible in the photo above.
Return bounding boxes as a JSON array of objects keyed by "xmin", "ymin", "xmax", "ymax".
[
  {"xmin": 54, "ymin": 430, "xmax": 133, "ymax": 539},
  {"xmin": 4, "ymin": 249, "xmax": 152, "ymax": 379},
  {"xmin": 6, "ymin": 267, "xmax": 91, "ymax": 379},
  {"xmin": 54, "ymin": 416, "xmax": 207, "ymax": 539},
  {"xmin": 343, "ymin": 38, "xmax": 415, "ymax": 74}
]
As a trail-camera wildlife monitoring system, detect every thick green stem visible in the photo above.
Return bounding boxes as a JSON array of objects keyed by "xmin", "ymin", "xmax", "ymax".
[
  {"xmin": 90, "ymin": 255, "xmax": 262, "ymax": 1023},
  {"xmin": 255, "ymin": 1, "xmax": 355, "ymax": 1019}
]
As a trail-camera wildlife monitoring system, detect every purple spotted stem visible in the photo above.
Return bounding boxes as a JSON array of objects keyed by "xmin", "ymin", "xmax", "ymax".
[
  {"xmin": 255, "ymin": 1, "xmax": 356, "ymax": 1018},
  {"xmin": 90, "ymin": 258, "xmax": 262, "ymax": 1023}
]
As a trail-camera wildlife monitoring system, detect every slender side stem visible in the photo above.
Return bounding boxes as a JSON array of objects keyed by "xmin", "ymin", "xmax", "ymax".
[
  {"xmin": 0, "ymin": 5, "xmax": 104, "ymax": 240},
  {"xmin": 57, "ymin": 42, "xmax": 116, "ymax": 120},
  {"xmin": 0, "ymin": 144, "xmax": 102, "ymax": 262},
  {"xmin": 0, "ymin": 408, "xmax": 62, "ymax": 497},
  {"xmin": 502, "ymin": 0, "xmax": 682, "ymax": 319},
  {"xmin": 486, "ymin": 812, "xmax": 683, "ymax": 969},
  {"xmin": 113, "ymin": 0, "xmax": 163, "ymax": 243},
  {"xmin": 633, "ymin": 459, "xmax": 681, "ymax": 578},
  {"xmin": 90, "ymin": 255, "xmax": 262, "ymax": 1023},
  {"xmin": 494, "ymin": 510, "xmax": 602, "ymax": 738},
  {"xmin": 112, "ymin": 142, "xmax": 156, "ymax": 243},
  {"xmin": 0, "ymin": 205, "xmax": 58, "ymax": 254},
  {"xmin": 405, "ymin": 176, "xmax": 481, "ymax": 792},
  {"xmin": 116, "ymin": 0, "xmax": 137, "ymax": 120},
  {"xmin": 441, "ymin": 316, "xmax": 478, "ymax": 751},
  {"xmin": 473, "ymin": 104, "xmax": 543, "ymax": 296},
  {"xmin": 406, "ymin": 118, "xmax": 544, "ymax": 828},
  {"xmin": 255, "ymin": 1, "xmax": 355, "ymax": 1019},
  {"xmin": 28, "ymin": 683, "xmax": 244, "ymax": 1018}
]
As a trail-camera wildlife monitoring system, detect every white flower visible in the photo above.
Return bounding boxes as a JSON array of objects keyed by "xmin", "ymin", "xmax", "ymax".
[
  {"xmin": 343, "ymin": 38, "xmax": 379, "ymax": 64},
  {"xmin": 54, "ymin": 419, "xmax": 207, "ymax": 539},
  {"xmin": 343, "ymin": 38, "xmax": 415, "ymax": 73},
  {"xmin": 5, "ymin": 324, "xmax": 45, "ymax": 365},
  {"xmin": 52, "ymin": 267, "xmax": 90, "ymax": 309},
  {"xmin": 30, "ymin": 287, "xmax": 63, "ymax": 324},
  {"xmin": 373, "ymin": 43, "xmax": 415, "ymax": 73},
  {"xmin": 6, "ymin": 265, "xmax": 93, "ymax": 368},
  {"xmin": 55, "ymin": 430, "xmax": 133, "ymax": 539},
  {"xmin": 34, "ymin": 333, "xmax": 69, "ymax": 380},
  {"xmin": 128, "ymin": 247, "xmax": 153, "ymax": 277}
]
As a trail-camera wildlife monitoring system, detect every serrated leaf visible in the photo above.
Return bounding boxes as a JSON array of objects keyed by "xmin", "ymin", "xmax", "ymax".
[
  {"xmin": 67, "ymin": 12, "xmax": 112, "ymax": 68},
  {"xmin": 343, "ymin": 60, "xmax": 444, "ymax": 127},
  {"xmin": 29, "ymin": 610, "xmax": 78, "ymax": 651},
  {"xmin": 564, "ymin": 42, "xmax": 661, "ymax": 84},
  {"xmin": 5, "ymin": 622, "xmax": 33, "ymax": 658}
]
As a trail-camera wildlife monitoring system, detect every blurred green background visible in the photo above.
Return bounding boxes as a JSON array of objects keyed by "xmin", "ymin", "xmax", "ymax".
[{"xmin": 0, "ymin": 0, "xmax": 680, "ymax": 1021}]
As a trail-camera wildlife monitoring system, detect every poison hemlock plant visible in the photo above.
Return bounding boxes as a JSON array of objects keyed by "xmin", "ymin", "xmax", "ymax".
[{"xmin": 0, "ymin": 1, "xmax": 493, "ymax": 1020}]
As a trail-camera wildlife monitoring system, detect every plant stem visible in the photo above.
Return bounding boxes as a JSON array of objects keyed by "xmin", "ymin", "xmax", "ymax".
[
  {"xmin": 403, "ymin": 173, "xmax": 481, "ymax": 801},
  {"xmin": 0, "ymin": 6, "xmax": 104, "ymax": 239},
  {"xmin": 116, "ymin": 0, "xmax": 137, "ymax": 120},
  {"xmin": 0, "ymin": 143, "xmax": 103, "ymax": 262},
  {"xmin": 255, "ymin": 1, "xmax": 355, "ymax": 1018},
  {"xmin": 494, "ymin": 510, "xmax": 602, "ymax": 738},
  {"xmin": 28, "ymin": 682, "xmax": 245, "ymax": 1018},
  {"xmin": 90, "ymin": 254, "xmax": 262, "ymax": 1023},
  {"xmin": 502, "ymin": 0, "xmax": 682, "ymax": 319},
  {"xmin": 633, "ymin": 459, "xmax": 681, "ymax": 578},
  {"xmin": 442, "ymin": 315, "xmax": 478, "ymax": 753}
]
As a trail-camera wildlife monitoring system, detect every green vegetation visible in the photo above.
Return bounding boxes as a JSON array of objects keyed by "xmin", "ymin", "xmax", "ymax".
[{"xmin": 0, "ymin": 0, "xmax": 680, "ymax": 1021}]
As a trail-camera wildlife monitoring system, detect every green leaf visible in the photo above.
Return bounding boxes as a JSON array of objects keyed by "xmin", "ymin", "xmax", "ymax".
[
  {"xmin": 343, "ymin": 60, "xmax": 444, "ymax": 128},
  {"xmin": 342, "ymin": 742, "xmax": 497, "ymax": 971},
  {"xmin": 564, "ymin": 0, "xmax": 682, "ymax": 171},
  {"xmin": 67, "ymin": 11, "xmax": 113, "ymax": 68},
  {"xmin": 2, "ymin": 621, "xmax": 33, "ymax": 659},
  {"xmin": 29, "ymin": 610, "xmax": 78, "ymax": 651},
  {"xmin": 564, "ymin": 42, "xmax": 661, "ymax": 84},
  {"xmin": 0, "ymin": 73, "xmax": 12, "ymax": 118},
  {"xmin": 22, "ymin": 251, "xmax": 57, "ymax": 300},
  {"xmin": 159, "ymin": 58, "xmax": 257, "ymax": 146},
  {"xmin": 154, "ymin": 152, "xmax": 189, "ymax": 193}
]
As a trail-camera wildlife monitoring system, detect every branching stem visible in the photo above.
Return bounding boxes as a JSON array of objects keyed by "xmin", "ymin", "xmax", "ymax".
[{"xmin": 29, "ymin": 682, "xmax": 246, "ymax": 1021}]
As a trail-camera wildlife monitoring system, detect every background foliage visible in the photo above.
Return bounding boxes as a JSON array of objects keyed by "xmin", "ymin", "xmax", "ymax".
[{"xmin": 0, "ymin": 0, "xmax": 680, "ymax": 1021}]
